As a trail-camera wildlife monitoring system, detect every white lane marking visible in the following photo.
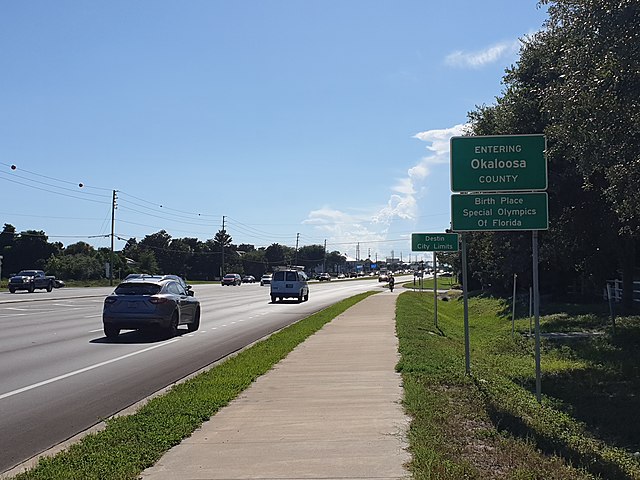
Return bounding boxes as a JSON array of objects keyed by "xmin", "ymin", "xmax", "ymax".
[
  {"xmin": 89, "ymin": 328, "xmax": 103, "ymax": 333},
  {"xmin": 85, "ymin": 314, "xmax": 102, "ymax": 318},
  {"xmin": 0, "ymin": 339, "xmax": 180, "ymax": 401}
]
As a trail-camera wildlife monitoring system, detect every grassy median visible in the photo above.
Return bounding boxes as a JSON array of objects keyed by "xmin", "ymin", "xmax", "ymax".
[
  {"xmin": 396, "ymin": 290, "xmax": 640, "ymax": 479},
  {"xmin": 11, "ymin": 291, "xmax": 378, "ymax": 480}
]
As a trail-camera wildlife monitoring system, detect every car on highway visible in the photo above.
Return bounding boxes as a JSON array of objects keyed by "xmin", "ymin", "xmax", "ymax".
[
  {"xmin": 260, "ymin": 273, "xmax": 272, "ymax": 286},
  {"xmin": 102, "ymin": 277, "xmax": 200, "ymax": 338},
  {"xmin": 222, "ymin": 273, "xmax": 242, "ymax": 286},
  {"xmin": 270, "ymin": 267, "xmax": 309, "ymax": 303},
  {"xmin": 242, "ymin": 275, "xmax": 256, "ymax": 283},
  {"xmin": 8, "ymin": 270, "xmax": 56, "ymax": 293},
  {"xmin": 317, "ymin": 273, "xmax": 331, "ymax": 281}
]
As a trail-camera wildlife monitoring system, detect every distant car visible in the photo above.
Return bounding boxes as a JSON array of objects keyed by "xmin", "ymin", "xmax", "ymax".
[
  {"xmin": 337, "ymin": 273, "xmax": 346, "ymax": 279},
  {"xmin": 270, "ymin": 268, "xmax": 309, "ymax": 303},
  {"xmin": 53, "ymin": 279, "xmax": 66, "ymax": 288},
  {"xmin": 378, "ymin": 273, "xmax": 389, "ymax": 282},
  {"xmin": 317, "ymin": 273, "xmax": 331, "ymax": 281},
  {"xmin": 242, "ymin": 275, "xmax": 256, "ymax": 283},
  {"xmin": 8, "ymin": 270, "xmax": 56, "ymax": 293},
  {"xmin": 260, "ymin": 274, "xmax": 272, "ymax": 286},
  {"xmin": 222, "ymin": 273, "xmax": 242, "ymax": 286},
  {"xmin": 102, "ymin": 277, "xmax": 200, "ymax": 338}
]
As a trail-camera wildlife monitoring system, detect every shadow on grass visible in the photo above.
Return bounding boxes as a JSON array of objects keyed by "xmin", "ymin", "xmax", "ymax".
[
  {"xmin": 482, "ymin": 399, "xmax": 636, "ymax": 480},
  {"xmin": 492, "ymin": 315, "xmax": 640, "ymax": 479}
]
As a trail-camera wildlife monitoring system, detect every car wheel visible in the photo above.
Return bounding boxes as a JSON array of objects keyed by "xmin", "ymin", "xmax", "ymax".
[
  {"xmin": 187, "ymin": 308, "xmax": 200, "ymax": 332},
  {"xmin": 271, "ymin": 294, "xmax": 277, "ymax": 303},
  {"xmin": 298, "ymin": 292, "xmax": 303, "ymax": 303},
  {"xmin": 304, "ymin": 291, "xmax": 309, "ymax": 302},
  {"xmin": 167, "ymin": 311, "xmax": 179, "ymax": 337},
  {"xmin": 46, "ymin": 282, "xmax": 53, "ymax": 292},
  {"xmin": 104, "ymin": 325, "xmax": 120, "ymax": 339},
  {"xmin": 28, "ymin": 284, "xmax": 35, "ymax": 293},
  {"xmin": 9, "ymin": 287, "xmax": 15, "ymax": 294}
]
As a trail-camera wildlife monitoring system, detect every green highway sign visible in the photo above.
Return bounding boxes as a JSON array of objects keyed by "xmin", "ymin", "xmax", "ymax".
[
  {"xmin": 451, "ymin": 192, "xmax": 549, "ymax": 231},
  {"xmin": 450, "ymin": 134, "xmax": 546, "ymax": 192},
  {"xmin": 411, "ymin": 233, "xmax": 459, "ymax": 252}
]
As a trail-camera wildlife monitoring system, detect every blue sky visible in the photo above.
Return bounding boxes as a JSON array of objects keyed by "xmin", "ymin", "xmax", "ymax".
[{"xmin": 1, "ymin": 1, "xmax": 549, "ymax": 262}]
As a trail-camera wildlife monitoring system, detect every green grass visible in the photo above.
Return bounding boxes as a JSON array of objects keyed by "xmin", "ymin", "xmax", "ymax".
[
  {"xmin": 403, "ymin": 275, "xmax": 458, "ymax": 290},
  {"xmin": 11, "ymin": 291, "xmax": 378, "ymax": 480},
  {"xmin": 396, "ymin": 291, "xmax": 640, "ymax": 479}
]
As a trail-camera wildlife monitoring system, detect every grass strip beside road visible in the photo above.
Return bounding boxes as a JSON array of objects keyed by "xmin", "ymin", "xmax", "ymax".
[
  {"xmin": 12, "ymin": 291, "xmax": 378, "ymax": 480},
  {"xmin": 396, "ymin": 291, "xmax": 640, "ymax": 479}
]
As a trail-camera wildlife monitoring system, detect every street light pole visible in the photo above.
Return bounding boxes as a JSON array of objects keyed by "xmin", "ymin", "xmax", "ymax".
[
  {"xmin": 221, "ymin": 216, "xmax": 226, "ymax": 279},
  {"xmin": 110, "ymin": 190, "xmax": 117, "ymax": 286}
]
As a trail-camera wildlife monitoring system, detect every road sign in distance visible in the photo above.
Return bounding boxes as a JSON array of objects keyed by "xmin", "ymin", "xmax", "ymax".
[
  {"xmin": 450, "ymin": 134, "xmax": 546, "ymax": 192},
  {"xmin": 451, "ymin": 192, "xmax": 549, "ymax": 231},
  {"xmin": 411, "ymin": 233, "xmax": 460, "ymax": 252}
]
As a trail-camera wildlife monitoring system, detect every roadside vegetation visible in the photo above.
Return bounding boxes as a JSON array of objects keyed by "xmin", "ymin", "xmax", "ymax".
[
  {"xmin": 10, "ymin": 292, "xmax": 377, "ymax": 480},
  {"xmin": 397, "ymin": 290, "xmax": 640, "ymax": 479},
  {"xmin": 404, "ymin": 275, "xmax": 457, "ymax": 291}
]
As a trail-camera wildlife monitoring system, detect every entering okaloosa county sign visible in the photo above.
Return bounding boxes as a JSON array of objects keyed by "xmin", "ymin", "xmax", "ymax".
[
  {"xmin": 451, "ymin": 192, "xmax": 549, "ymax": 232},
  {"xmin": 411, "ymin": 233, "xmax": 459, "ymax": 252},
  {"xmin": 450, "ymin": 134, "xmax": 546, "ymax": 192}
]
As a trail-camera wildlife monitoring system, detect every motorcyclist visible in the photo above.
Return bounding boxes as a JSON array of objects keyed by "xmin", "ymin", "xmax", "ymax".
[{"xmin": 388, "ymin": 273, "xmax": 395, "ymax": 292}]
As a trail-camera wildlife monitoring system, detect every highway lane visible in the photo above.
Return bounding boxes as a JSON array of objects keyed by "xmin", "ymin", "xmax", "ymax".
[{"xmin": 0, "ymin": 279, "xmax": 388, "ymax": 474}]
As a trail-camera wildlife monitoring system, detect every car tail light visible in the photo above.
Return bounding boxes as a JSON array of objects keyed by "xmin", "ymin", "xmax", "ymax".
[
  {"xmin": 104, "ymin": 297, "xmax": 117, "ymax": 304},
  {"xmin": 149, "ymin": 297, "xmax": 169, "ymax": 304}
]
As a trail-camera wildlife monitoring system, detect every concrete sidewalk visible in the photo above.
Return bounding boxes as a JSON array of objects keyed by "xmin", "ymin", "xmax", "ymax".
[{"xmin": 141, "ymin": 289, "xmax": 410, "ymax": 480}]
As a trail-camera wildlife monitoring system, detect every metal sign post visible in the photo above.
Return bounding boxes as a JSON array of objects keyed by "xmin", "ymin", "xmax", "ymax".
[
  {"xmin": 462, "ymin": 235, "xmax": 471, "ymax": 375},
  {"xmin": 433, "ymin": 251, "xmax": 438, "ymax": 329},
  {"xmin": 533, "ymin": 231, "xmax": 541, "ymax": 403}
]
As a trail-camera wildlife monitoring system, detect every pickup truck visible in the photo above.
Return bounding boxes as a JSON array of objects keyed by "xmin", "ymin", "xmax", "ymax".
[{"xmin": 8, "ymin": 270, "xmax": 56, "ymax": 293}]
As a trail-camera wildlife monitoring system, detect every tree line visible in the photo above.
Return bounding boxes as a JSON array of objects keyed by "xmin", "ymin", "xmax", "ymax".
[
  {"xmin": 0, "ymin": 223, "xmax": 348, "ymax": 282},
  {"xmin": 446, "ymin": 0, "xmax": 639, "ymax": 310}
]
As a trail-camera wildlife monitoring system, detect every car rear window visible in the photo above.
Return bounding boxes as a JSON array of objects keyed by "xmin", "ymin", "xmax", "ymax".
[{"xmin": 114, "ymin": 283, "xmax": 161, "ymax": 296}]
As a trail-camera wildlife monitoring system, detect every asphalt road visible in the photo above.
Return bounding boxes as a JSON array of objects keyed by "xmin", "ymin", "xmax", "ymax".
[{"xmin": 0, "ymin": 279, "xmax": 387, "ymax": 474}]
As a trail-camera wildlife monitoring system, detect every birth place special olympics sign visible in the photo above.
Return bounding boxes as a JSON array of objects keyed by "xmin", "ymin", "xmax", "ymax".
[{"xmin": 450, "ymin": 134, "xmax": 546, "ymax": 192}]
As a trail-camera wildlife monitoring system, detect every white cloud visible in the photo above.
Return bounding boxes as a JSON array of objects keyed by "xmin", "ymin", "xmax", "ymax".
[
  {"xmin": 303, "ymin": 207, "xmax": 386, "ymax": 252},
  {"xmin": 303, "ymin": 124, "xmax": 468, "ymax": 257},
  {"xmin": 445, "ymin": 39, "xmax": 521, "ymax": 69}
]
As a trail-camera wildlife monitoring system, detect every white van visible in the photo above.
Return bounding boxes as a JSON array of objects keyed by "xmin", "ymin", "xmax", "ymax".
[{"xmin": 270, "ymin": 267, "xmax": 309, "ymax": 303}]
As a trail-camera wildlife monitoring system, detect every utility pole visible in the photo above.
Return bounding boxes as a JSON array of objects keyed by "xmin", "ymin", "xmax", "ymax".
[
  {"xmin": 294, "ymin": 233, "xmax": 300, "ymax": 265},
  {"xmin": 110, "ymin": 190, "xmax": 117, "ymax": 286},
  {"xmin": 323, "ymin": 239, "xmax": 327, "ymax": 273},
  {"xmin": 221, "ymin": 216, "xmax": 226, "ymax": 279}
]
